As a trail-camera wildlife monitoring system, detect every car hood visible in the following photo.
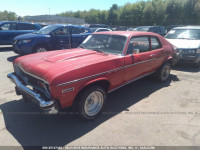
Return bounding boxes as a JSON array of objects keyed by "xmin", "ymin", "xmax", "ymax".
[
  {"xmin": 14, "ymin": 33, "xmax": 49, "ymax": 40},
  {"xmin": 14, "ymin": 49, "xmax": 122, "ymax": 85},
  {"xmin": 166, "ymin": 38, "xmax": 200, "ymax": 49}
]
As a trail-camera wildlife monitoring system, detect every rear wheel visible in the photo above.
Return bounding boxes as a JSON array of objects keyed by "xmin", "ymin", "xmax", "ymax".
[
  {"xmin": 33, "ymin": 46, "xmax": 48, "ymax": 53},
  {"xmin": 77, "ymin": 86, "xmax": 106, "ymax": 120},
  {"xmin": 154, "ymin": 62, "xmax": 171, "ymax": 82}
]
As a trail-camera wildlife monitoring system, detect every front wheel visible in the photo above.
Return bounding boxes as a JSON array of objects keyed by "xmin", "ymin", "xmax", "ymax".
[
  {"xmin": 154, "ymin": 62, "xmax": 171, "ymax": 82},
  {"xmin": 33, "ymin": 46, "xmax": 48, "ymax": 53},
  {"xmin": 77, "ymin": 86, "xmax": 106, "ymax": 120}
]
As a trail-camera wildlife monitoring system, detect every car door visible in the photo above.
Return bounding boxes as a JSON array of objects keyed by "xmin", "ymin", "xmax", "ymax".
[
  {"xmin": 0, "ymin": 22, "xmax": 17, "ymax": 45},
  {"xmin": 71, "ymin": 27, "xmax": 90, "ymax": 48},
  {"xmin": 123, "ymin": 36, "xmax": 157, "ymax": 82},
  {"xmin": 16, "ymin": 23, "xmax": 38, "ymax": 36},
  {"xmin": 50, "ymin": 27, "xmax": 71, "ymax": 50}
]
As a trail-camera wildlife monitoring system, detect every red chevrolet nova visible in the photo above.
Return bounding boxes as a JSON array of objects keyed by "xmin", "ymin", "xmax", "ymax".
[{"xmin": 8, "ymin": 31, "xmax": 178, "ymax": 120}]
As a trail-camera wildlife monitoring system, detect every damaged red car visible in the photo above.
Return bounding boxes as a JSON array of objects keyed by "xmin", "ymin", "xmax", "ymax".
[{"xmin": 8, "ymin": 31, "xmax": 178, "ymax": 120}]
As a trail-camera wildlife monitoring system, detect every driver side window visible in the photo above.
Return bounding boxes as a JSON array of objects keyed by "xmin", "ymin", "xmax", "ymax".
[
  {"xmin": 127, "ymin": 37, "xmax": 150, "ymax": 54},
  {"xmin": 54, "ymin": 27, "xmax": 69, "ymax": 36}
]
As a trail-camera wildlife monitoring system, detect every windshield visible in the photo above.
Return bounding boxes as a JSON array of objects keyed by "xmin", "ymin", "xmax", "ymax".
[
  {"xmin": 79, "ymin": 34, "xmax": 126, "ymax": 54},
  {"xmin": 165, "ymin": 29, "xmax": 200, "ymax": 40},
  {"xmin": 35, "ymin": 25, "xmax": 60, "ymax": 35}
]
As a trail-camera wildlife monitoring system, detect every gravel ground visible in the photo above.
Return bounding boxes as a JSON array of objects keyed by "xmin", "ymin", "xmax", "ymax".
[{"xmin": 0, "ymin": 46, "xmax": 200, "ymax": 147}]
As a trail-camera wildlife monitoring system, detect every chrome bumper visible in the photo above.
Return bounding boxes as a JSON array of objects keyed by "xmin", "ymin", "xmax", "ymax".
[{"xmin": 7, "ymin": 73, "xmax": 58, "ymax": 113}]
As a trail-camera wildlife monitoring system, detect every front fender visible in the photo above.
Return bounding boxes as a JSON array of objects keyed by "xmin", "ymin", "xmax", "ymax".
[{"xmin": 79, "ymin": 77, "xmax": 110, "ymax": 92}]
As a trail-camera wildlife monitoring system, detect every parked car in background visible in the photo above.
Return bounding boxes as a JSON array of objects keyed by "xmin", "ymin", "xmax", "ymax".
[
  {"xmin": 0, "ymin": 21, "xmax": 41, "ymax": 45},
  {"xmin": 113, "ymin": 26, "xmax": 128, "ymax": 31},
  {"xmin": 134, "ymin": 26, "xmax": 167, "ymax": 36},
  {"xmin": 8, "ymin": 31, "xmax": 178, "ymax": 120},
  {"xmin": 165, "ymin": 26, "xmax": 200, "ymax": 67},
  {"xmin": 13, "ymin": 24, "xmax": 91, "ymax": 55},
  {"xmin": 127, "ymin": 27, "xmax": 135, "ymax": 31},
  {"xmin": 90, "ymin": 28, "xmax": 112, "ymax": 33}
]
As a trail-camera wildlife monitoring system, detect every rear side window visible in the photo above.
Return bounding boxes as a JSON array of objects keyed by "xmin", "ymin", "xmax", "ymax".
[
  {"xmin": 151, "ymin": 37, "xmax": 162, "ymax": 50},
  {"xmin": 127, "ymin": 37, "xmax": 150, "ymax": 54},
  {"xmin": 0, "ymin": 23, "xmax": 17, "ymax": 30},
  {"xmin": 17, "ymin": 23, "xmax": 37, "ymax": 30}
]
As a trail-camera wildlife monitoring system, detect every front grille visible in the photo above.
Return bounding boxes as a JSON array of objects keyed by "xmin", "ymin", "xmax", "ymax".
[
  {"xmin": 15, "ymin": 65, "xmax": 51, "ymax": 99},
  {"xmin": 179, "ymin": 49, "xmax": 196, "ymax": 54}
]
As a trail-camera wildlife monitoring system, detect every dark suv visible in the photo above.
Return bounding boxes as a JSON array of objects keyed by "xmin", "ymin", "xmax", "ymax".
[
  {"xmin": 0, "ymin": 21, "xmax": 41, "ymax": 45},
  {"xmin": 134, "ymin": 26, "xmax": 167, "ymax": 36}
]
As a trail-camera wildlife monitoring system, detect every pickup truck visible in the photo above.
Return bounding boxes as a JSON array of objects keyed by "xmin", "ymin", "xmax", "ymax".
[
  {"xmin": 8, "ymin": 31, "xmax": 178, "ymax": 120},
  {"xmin": 12, "ymin": 24, "xmax": 92, "ymax": 55}
]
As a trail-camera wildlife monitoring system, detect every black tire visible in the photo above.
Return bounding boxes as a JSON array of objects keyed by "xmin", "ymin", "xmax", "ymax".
[
  {"xmin": 153, "ymin": 62, "xmax": 171, "ymax": 82},
  {"xmin": 77, "ymin": 86, "xmax": 106, "ymax": 120},
  {"xmin": 33, "ymin": 45, "xmax": 48, "ymax": 53}
]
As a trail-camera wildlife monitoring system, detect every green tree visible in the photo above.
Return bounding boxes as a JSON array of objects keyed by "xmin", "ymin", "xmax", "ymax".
[
  {"xmin": 108, "ymin": 4, "xmax": 119, "ymax": 25},
  {"xmin": 142, "ymin": 1, "xmax": 154, "ymax": 25}
]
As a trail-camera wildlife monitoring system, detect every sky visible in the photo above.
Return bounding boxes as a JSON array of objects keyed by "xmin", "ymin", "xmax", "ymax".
[{"xmin": 0, "ymin": 0, "xmax": 141, "ymax": 16}]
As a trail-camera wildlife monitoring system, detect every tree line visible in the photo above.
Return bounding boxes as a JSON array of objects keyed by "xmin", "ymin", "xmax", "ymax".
[
  {"xmin": 59, "ymin": 0, "xmax": 200, "ymax": 26},
  {"xmin": 0, "ymin": 11, "xmax": 17, "ymax": 21}
]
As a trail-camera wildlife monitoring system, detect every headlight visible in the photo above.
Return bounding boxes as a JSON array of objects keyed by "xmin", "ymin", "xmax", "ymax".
[
  {"xmin": 19, "ymin": 40, "xmax": 31, "ymax": 44},
  {"xmin": 196, "ymin": 49, "xmax": 200, "ymax": 54}
]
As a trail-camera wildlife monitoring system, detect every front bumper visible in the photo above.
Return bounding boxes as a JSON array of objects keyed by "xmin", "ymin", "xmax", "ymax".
[
  {"xmin": 7, "ymin": 73, "xmax": 59, "ymax": 113},
  {"xmin": 12, "ymin": 42, "xmax": 33, "ymax": 55}
]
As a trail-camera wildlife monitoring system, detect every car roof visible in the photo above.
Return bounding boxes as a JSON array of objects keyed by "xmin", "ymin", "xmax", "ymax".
[
  {"xmin": 50, "ymin": 24, "xmax": 89, "ymax": 28},
  {"xmin": 93, "ymin": 31, "xmax": 161, "ymax": 37},
  {"xmin": 173, "ymin": 26, "xmax": 200, "ymax": 30}
]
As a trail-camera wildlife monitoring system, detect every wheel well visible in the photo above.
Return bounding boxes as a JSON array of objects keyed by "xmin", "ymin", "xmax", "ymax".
[{"xmin": 72, "ymin": 80, "xmax": 110, "ymax": 108}]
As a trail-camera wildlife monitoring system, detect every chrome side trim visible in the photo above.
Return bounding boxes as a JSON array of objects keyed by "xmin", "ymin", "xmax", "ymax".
[
  {"xmin": 15, "ymin": 64, "xmax": 49, "ymax": 84},
  {"xmin": 57, "ymin": 58, "xmax": 156, "ymax": 87},
  {"xmin": 124, "ymin": 58, "xmax": 156, "ymax": 68},
  {"xmin": 57, "ymin": 66, "xmax": 124, "ymax": 87},
  {"xmin": 7, "ymin": 73, "xmax": 55, "ymax": 109}
]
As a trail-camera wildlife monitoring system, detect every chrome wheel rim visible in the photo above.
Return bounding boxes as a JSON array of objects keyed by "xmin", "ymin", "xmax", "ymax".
[
  {"xmin": 161, "ymin": 65, "xmax": 170, "ymax": 81},
  {"xmin": 36, "ymin": 48, "xmax": 47, "ymax": 53},
  {"xmin": 84, "ymin": 91, "xmax": 104, "ymax": 116}
]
